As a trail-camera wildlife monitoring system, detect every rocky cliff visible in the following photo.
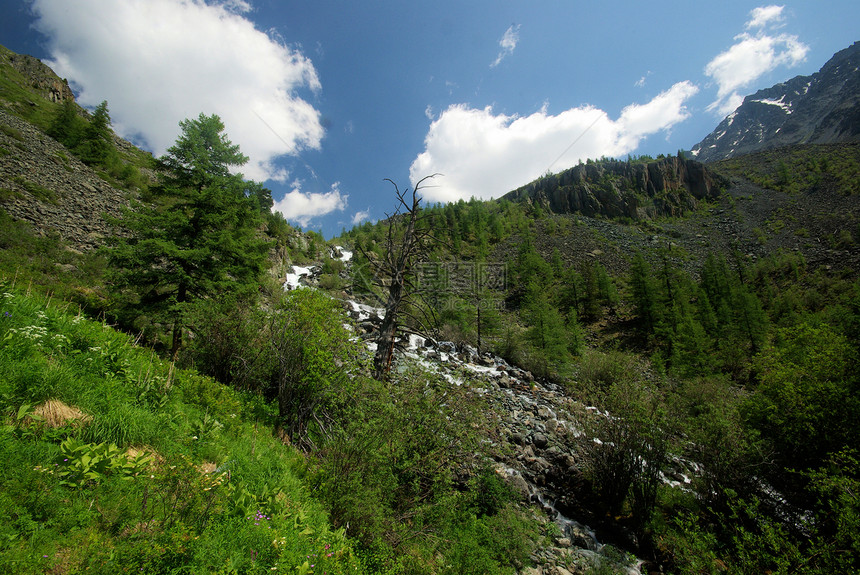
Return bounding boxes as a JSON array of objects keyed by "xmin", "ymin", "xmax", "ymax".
[
  {"xmin": 503, "ymin": 155, "xmax": 726, "ymax": 220},
  {"xmin": 692, "ymin": 41, "xmax": 860, "ymax": 162},
  {"xmin": 1, "ymin": 45, "xmax": 75, "ymax": 104}
]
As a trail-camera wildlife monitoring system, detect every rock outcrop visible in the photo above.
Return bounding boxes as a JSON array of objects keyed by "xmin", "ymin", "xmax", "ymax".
[
  {"xmin": 1, "ymin": 46, "xmax": 76, "ymax": 104},
  {"xmin": 503, "ymin": 156, "xmax": 726, "ymax": 220}
]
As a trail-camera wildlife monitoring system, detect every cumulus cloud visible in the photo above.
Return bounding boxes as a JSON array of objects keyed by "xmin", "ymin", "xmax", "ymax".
[
  {"xmin": 410, "ymin": 81, "xmax": 698, "ymax": 203},
  {"xmin": 351, "ymin": 209, "xmax": 371, "ymax": 225},
  {"xmin": 272, "ymin": 182, "xmax": 347, "ymax": 228},
  {"xmin": 705, "ymin": 5, "xmax": 808, "ymax": 116},
  {"xmin": 31, "ymin": 0, "xmax": 324, "ymax": 182},
  {"xmin": 491, "ymin": 24, "xmax": 520, "ymax": 68}
]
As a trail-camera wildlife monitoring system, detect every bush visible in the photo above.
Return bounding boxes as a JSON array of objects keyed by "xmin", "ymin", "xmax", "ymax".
[
  {"xmin": 268, "ymin": 289, "xmax": 365, "ymax": 448},
  {"xmin": 743, "ymin": 322, "xmax": 859, "ymax": 473},
  {"xmin": 181, "ymin": 295, "xmax": 272, "ymax": 393},
  {"xmin": 579, "ymin": 375, "xmax": 671, "ymax": 531}
]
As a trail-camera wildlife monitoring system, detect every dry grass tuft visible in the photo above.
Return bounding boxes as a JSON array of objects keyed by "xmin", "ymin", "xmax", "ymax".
[
  {"xmin": 32, "ymin": 399, "xmax": 92, "ymax": 428},
  {"xmin": 124, "ymin": 446, "xmax": 162, "ymax": 470}
]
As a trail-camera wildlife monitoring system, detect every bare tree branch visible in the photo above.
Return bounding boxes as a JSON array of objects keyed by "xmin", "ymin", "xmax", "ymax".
[{"xmin": 370, "ymin": 175, "xmax": 440, "ymax": 379}]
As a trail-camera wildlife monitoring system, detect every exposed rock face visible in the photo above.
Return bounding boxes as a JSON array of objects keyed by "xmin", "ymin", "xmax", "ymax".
[
  {"xmin": 1, "ymin": 47, "xmax": 75, "ymax": 103},
  {"xmin": 692, "ymin": 41, "xmax": 860, "ymax": 162},
  {"xmin": 503, "ymin": 156, "xmax": 726, "ymax": 220},
  {"xmin": 0, "ymin": 109, "xmax": 129, "ymax": 250}
]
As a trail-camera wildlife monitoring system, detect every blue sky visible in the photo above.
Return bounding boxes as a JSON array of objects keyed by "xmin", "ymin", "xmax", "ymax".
[{"xmin": 2, "ymin": 1, "xmax": 858, "ymax": 237}]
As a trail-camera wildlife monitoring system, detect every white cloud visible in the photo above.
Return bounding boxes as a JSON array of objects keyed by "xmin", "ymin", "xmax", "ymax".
[
  {"xmin": 409, "ymin": 81, "xmax": 698, "ymax": 203},
  {"xmin": 746, "ymin": 5, "xmax": 784, "ymax": 29},
  {"xmin": 31, "ymin": 0, "xmax": 324, "ymax": 182},
  {"xmin": 490, "ymin": 24, "xmax": 520, "ymax": 68},
  {"xmin": 272, "ymin": 181, "xmax": 347, "ymax": 228},
  {"xmin": 351, "ymin": 209, "xmax": 371, "ymax": 225},
  {"xmin": 705, "ymin": 5, "xmax": 808, "ymax": 116},
  {"xmin": 635, "ymin": 70, "xmax": 654, "ymax": 88}
]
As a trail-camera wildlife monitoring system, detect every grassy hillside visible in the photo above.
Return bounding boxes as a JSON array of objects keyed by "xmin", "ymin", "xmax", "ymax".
[
  {"xmin": 0, "ymin": 205, "xmax": 546, "ymax": 573},
  {"xmin": 0, "ymin": 278, "xmax": 364, "ymax": 574}
]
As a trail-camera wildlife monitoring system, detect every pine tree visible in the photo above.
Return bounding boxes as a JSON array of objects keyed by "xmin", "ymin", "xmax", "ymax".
[
  {"xmin": 75, "ymin": 100, "xmax": 115, "ymax": 166},
  {"xmin": 47, "ymin": 98, "xmax": 85, "ymax": 150},
  {"xmin": 107, "ymin": 113, "xmax": 270, "ymax": 358},
  {"xmin": 523, "ymin": 281, "xmax": 570, "ymax": 376},
  {"xmin": 630, "ymin": 253, "xmax": 657, "ymax": 335},
  {"xmin": 594, "ymin": 262, "xmax": 616, "ymax": 309},
  {"xmin": 581, "ymin": 259, "xmax": 601, "ymax": 320}
]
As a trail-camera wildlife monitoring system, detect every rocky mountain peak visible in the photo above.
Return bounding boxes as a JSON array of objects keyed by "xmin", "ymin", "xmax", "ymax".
[{"xmin": 692, "ymin": 41, "xmax": 860, "ymax": 162}]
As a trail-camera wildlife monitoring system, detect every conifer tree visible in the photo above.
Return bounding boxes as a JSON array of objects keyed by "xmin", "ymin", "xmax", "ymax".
[
  {"xmin": 581, "ymin": 259, "xmax": 601, "ymax": 320},
  {"xmin": 107, "ymin": 113, "xmax": 270, "ymax": 358},
  {"xmin": 523, "ymin": 281, "xmax": 569, "ymax": 376},
  {"xmin": 47, "ymin": 98, "xmax": 85, "ymax": 150},
  {"xmin": 594, "ymin": 262, "xmax": 617, "ymax": 310},
  {"xmin": 630, "ymin": 253, "xmax": 657, "ymax": 335},
  {"xmin": 75, "ymin": 100, "xmax": 115, "ymax": 166}
]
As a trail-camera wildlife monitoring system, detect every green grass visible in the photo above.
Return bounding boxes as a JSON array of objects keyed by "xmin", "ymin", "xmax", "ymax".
[
  {"xmin": 0, "ymin": 46, "xmax": 61, "ymax": 130},
  {"xmin": 0, "ymin": 282, "xmax": 367, "ymax": 574},
  {"xmin": 0, "ymin": 209, "xmax": 110, "ymax": 314},
  {"xmin": 12, "ymin": 175, "xmax": 58, "ymax": 204}
]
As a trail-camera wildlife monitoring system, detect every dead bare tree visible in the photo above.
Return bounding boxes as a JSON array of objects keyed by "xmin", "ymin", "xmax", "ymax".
[{"xmin": 355, "ymin": 175, "xmax": 441, "ymax": 380}]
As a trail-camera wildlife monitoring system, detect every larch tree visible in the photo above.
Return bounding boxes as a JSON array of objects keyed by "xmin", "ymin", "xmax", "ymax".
[{"xmin": 107, "ymin": 113, "xmax": 270, "ymax": 359}]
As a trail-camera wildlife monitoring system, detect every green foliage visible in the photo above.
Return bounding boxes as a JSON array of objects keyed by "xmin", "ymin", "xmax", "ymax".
[
  {"xmin": 46, "ymin": 98, "xmax": 85, "ymax": 150},
  {"xmin": 35, "ymin": 437, "xmax": 152, "ymax": 488},
  {"xmin": 310, "ymin": 364, "xmax": 538, "ymax": 573},
  {"xmin": 181, "ymin": 294, "xmax": 271, "ymax": 392},
  {"xmin": 269, "ymin": 289, "xmax": 364, "ymax": 448},
  {"xmin": 575, "ymin": 349, "xmax": 641, "ymax": 395},
  {"xmin": 106, "ymin": 113, "xmax": 270, "ymax": 356},
  {"xmin": 75, "ymin": 101, "xmax": 115, "ymax": 166},
  {"xmin": 580, "ymin": 374, "xmax": 670, "ymax": 530},
  {"xmin": 629, "ymin": 252, "xmax": 658, "ymax": 335},
  {"xmin": 744, "ymin": 322, "xmax": 859, "ymax": 472},
  {"xmin": 0, "ymin": 282, "xmax": 366, "ymax": 575},
  {"xmin": 521, "ymin": 281, "xmax": 571, "ymax": 377},
  {"xmin": 671, "ymin": 376, "xmax": 762, "ymax": 508}
]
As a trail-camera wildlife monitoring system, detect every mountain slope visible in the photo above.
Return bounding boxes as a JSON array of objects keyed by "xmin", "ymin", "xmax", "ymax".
[{"xmin": 692, "ymin": 41, "xmax": 860, "ymax": 162}]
